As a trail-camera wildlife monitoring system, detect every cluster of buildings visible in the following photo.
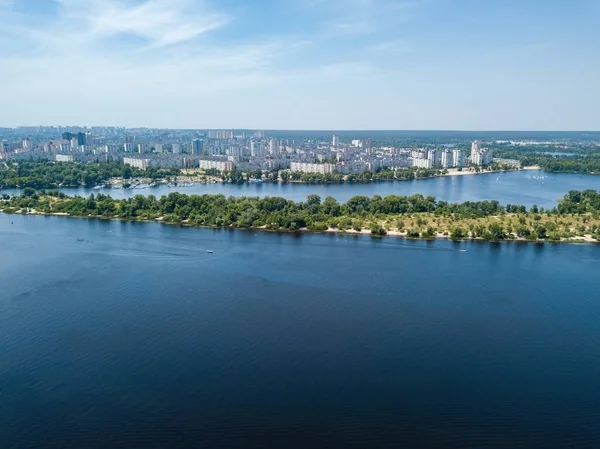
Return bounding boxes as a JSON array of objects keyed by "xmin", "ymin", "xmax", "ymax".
[
  {"xmin": 409, "ymin": 148, "xmax": 465, "ymax": 169},
  {"xmin": 1, "ymin": 126, "xmax": 495, "ymax": 173},
  {"xmin": 470, "ymin": 141, "xmax": 494, "ymax": 166},
  {"xmin": 0, "ymin": 137, "xmax": 33, "ymax": 155}
]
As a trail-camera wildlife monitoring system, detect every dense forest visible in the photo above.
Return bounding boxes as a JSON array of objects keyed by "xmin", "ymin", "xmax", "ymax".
[
  {"xmin": 0, "ymin": 161, "xmax": 180, "ymax": 189},
  {"xmin": 2, "ymin": 189, "xmax": 599, "ymax": 242}
]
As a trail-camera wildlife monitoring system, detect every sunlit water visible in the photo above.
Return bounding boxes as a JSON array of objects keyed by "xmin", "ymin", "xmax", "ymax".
[{"xmin": 1, "ymin": 214, "xmax": 600, "ymax": 448}]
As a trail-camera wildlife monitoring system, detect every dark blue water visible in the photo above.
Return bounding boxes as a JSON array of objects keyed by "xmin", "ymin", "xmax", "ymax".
[
  {"xmin": 4, "ymin": 170, "xmax": 600, "ymax": 208},
  {"xmin": 2, "ymin": 214, "xmax": 600, "ymax": 448}
]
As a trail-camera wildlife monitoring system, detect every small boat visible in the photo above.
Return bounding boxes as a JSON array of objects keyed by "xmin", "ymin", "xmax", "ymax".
[
  {"xmin": 459, "ymin": 249, "xmax": 468, "ymax": 252},
  {"xmin": 207, "ymin": 250, "xmax": 214, "ymax": 254},
  {"xmin": 77, "ymin": 238, "xmax": 85, "ymax": 242},
  {"xmin": 93, "ymin": 185, "xmax": 105, "ymax": 190}
]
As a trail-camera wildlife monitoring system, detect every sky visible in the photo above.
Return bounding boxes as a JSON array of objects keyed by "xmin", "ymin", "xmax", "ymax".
[{"xmin": 0, "ymin": 0, "xmax": 598, "ymax": 130}]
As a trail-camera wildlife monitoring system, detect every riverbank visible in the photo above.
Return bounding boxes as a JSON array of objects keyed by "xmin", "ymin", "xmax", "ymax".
[
  {"xmin": 1, "ymin": 208, "xmax": 597, "ymax": 244},
  {"xmin": 2, "ymin": 189, "xmax": 599, "ymax": 244},
  {"xmin": 442, "ymin": 165, "xmax": 541, "ymax": 177}
]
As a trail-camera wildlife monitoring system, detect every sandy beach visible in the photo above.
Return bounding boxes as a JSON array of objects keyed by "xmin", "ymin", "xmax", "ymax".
[{"xmin": 442, "ymin": 166, "xmax": 541, "ymax": 177}]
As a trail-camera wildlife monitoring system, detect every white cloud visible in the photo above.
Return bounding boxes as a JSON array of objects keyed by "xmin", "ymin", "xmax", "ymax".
[
  {"xmin": 39, "ymin": 0, "xmax": 228, "ymax": 51},
  {"xmin": 368, "ymin": 40, "xmax": 412, "ymax": 53},
  {"xmin": 0, "ymin": 0, "xmax": 441, "ymax": 128}
]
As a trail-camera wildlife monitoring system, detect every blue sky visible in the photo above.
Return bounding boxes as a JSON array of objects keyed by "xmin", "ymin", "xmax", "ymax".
[{"xmin": 0, "ymin": 0, "xmax": 598, "ymax": 130}]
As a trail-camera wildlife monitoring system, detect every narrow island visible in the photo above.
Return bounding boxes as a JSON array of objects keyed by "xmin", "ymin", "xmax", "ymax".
[{"xmin": 2, "ymin": 189, "xmax": 599, "ymax": 244}]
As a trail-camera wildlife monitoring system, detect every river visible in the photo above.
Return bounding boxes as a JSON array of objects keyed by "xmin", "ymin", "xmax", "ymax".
[
  {"xmin": 1, "ymin": 214, "xmax": 600, "ymax": 448},
  {"xmin": 3, "ymin": 170, "xmax": 600, "ymax": 208}
]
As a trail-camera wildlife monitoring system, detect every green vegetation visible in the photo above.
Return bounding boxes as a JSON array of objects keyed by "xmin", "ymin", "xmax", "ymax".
[
  {"xmin": 281, "ymin": 167, "xmax": 444, "ymax": 184},
  {"xmin": 493, "ymin": 146, "xmax": 600, "ymax": 174},
  {"xmin": 2, "ymin": 189, "xmax": 599, "ymax": 243},
  {"xmin": 0, "ymin": 160, "xmax": 180, "ymax": 189}
]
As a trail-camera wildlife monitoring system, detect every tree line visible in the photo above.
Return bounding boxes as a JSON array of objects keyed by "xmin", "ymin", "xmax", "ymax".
[
  {"xmin": 493, "ymin": 148, "xmax": 600, "ymax": 174},
  {"xmin": 2, "ymin": 189, "xmax": 599, "ymax": 242}
]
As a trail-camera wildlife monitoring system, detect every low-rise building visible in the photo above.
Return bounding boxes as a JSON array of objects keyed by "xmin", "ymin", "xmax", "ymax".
[
  {"xmin": 123, "ymin": 157, "xmax": 150, "ymax": 170},
  {"xmin": 290, "ymin": 162, "xmax": 336, "ymax": 174},
  {"xmin": 55, "ymin": 154, "xmax": 74, "ymax": 162},
  {"xmin": 412, "ymin": 158, "xmax": 433, "ymax": 169},
  {"xmin": 198, "ymin": 159, "xmax": 234, "ymax": 172}
]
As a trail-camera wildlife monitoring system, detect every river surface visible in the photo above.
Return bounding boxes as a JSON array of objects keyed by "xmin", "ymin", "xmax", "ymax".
[
  {"xmin": 1, "ymin": 214, "xmax": 600, "ymax": 448},
  {"xmin": 4, "ymin": 170, "xmax": 600, "ymax": 208}
]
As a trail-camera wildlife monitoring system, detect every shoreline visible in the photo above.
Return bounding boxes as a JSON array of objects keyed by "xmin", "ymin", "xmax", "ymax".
[
  {"xmin": 2, "ymin": 209, "xmax": 597, "ymax": 246},
  {"xmin": 440, "ymin": 166, "xmax": 541, "ymax": 177},
  {"xmin": 0, "ymin": 166, "xmax": 550, "ymax": 191}
]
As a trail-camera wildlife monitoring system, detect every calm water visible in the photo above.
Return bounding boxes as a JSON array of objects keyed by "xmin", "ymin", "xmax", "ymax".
[
  {"xmin": 4, "ymin": 170, "xmax": 600, "ymax": 208},
  {"xmin": 2, "ymin": 214, "xmax": 600, "ymax": 448}
]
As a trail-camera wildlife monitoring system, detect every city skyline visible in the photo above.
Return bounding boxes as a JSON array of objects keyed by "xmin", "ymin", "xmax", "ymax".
[{"xmin": 0, "ymin": 0, "xmax": 599, "ymax": 130}]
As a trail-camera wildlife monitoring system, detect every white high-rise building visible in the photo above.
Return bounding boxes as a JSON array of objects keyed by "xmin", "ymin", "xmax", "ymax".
[
  {"xmin": 269, "ymin": 138, "xmax": 278, "ymax": 156},
  {"xmin": 427, "ymin": 149, "xmax": 440, "ymax": 167},
  {"xmin": 441, "ymin": 150, "xmax": 452, "ymax": 169},
  {"xmin": 471, "ymin": 141, "xmax": 481, "ymax": 164},
  {"xmin": 250, "ymin": 140, "xmax": 260, "ymax": 157},
  {"xmin": 59, "ymin": 141, "xmax": 71, "ymax": 153},
  {"xmin": 452, "ymin": 149, "xmax": 464, "ymax": 167},
  {"xmin": 104, "ymin": 144, "xmax": 120, "ymax": 153},
  {"xmin": 22, "ymin": 138, "xmax": 32, "ymax": 151},
  {"xmin": 332, "ymin": 134, "xmax": 339, "ymax": 149},
  {"xmin": 470, "ymin": 141, "xmax": 493, "ymax": 166}
]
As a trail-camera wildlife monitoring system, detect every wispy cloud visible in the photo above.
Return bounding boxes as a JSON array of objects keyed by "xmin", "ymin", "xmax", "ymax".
[
  {"xmin": 0, "ymin": 0, "xmax": 430, "ymax": 127},
  {"xmin": 369, "ymin": 40, "xmax": 413, "ymax": 53},
  {"xmin": 319, "ymin": 0, "xmax": 423, "ymax": 38},
  {"xmin": 47, "ymin": 0, "xmax": 229, "ymax": 50}
]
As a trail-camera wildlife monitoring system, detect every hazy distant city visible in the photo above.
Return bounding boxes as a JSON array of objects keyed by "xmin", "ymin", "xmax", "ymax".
[{"xmin": 4, "ymin": 126, "xmax": 597, "ymax": 176}]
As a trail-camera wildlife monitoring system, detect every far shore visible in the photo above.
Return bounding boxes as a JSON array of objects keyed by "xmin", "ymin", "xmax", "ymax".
[
  {"xmin": 441, "ymin": 166, "xmax": 541, "ymax": 177},
  {"xmin": 105, "ymin": 165, "xmax": 544, "ymax": 187},
  {"xmin": 0, "ymin": 165, "xmax": 587, "ymax": 191}
]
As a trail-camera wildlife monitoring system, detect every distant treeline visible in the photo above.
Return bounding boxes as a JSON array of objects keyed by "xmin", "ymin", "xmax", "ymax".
[
  {"xmin": 0, "ymin": 161, "xmax": 180, "ymax": 189},
  {"xmin": 493, "ymin": 146, "xmax": 600, "ymax": 174}
]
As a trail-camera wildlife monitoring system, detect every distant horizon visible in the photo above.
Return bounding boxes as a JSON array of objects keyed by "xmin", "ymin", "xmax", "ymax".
[{"xmin": 3, "ymin": 127, "xmax": 600, "ymax": 133}]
